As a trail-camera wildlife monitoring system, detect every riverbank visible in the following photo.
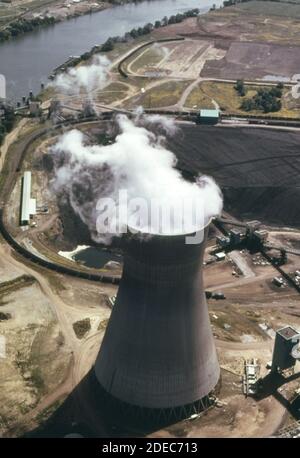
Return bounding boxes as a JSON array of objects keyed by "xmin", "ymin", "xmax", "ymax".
[
  {"xmin": 45, "ymin": 1, "xmax": 300, "ymax": 120},
  {"xmin": 0, "ymin": 0, "xmax": 111, "ymax": 43},
  {"xmin": 0, "ymin": 0, "xmax": 222, "ymax": 101},
  {"xmin": 0, "ymin": 0, "xmax": 162, "ymax": 43}
]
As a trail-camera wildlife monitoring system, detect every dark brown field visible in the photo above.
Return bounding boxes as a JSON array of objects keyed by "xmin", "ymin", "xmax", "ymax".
[
  {"xmin": 153, "ymin": 1, "xmax": 300, "ymax": 81},
  {"xmin": 201, "ymin": 42, "xmax": 300, "ymax": 80},
  {"xmin": 168, "ymin": 125, "xmax": 300, "ymax": 227}
]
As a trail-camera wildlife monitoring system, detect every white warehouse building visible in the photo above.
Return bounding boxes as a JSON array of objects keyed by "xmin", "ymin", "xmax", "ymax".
[{"xmin": 20, "ymin": 171, "xmax": 36, "ymax": 225}]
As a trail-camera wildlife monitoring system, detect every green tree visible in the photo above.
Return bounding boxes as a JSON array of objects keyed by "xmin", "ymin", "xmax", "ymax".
[
  {"xmin": 101, "ymin": 38, "xmax": 114, "ymax": 52},
  {"xmin": 241, "ymin": 98, "xmax": 255, "ymax": 111},
  {"xmin": 235, "ymin": 79, "xmax": 247, "ymax": 96}
]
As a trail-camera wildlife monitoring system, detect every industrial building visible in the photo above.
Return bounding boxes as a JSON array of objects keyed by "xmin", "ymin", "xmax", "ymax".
[
  {"xmin": 20, "ymin": 171, "xmax": 36, "ymax": 226},
  {"xmin": 95, "ymin": 226, "xmax": 220, "ymax": 428},
  {"xmin": 196, "ymin": 109, "xmax": 220, "ymax": 125},
  {"xmin": 271, "ymin": 326, "xmax": 300, "ymax": 373}
]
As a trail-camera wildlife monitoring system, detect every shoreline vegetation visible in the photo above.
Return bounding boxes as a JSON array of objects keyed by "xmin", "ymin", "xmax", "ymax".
[
  {"xmin": 0, "ymin": 7, "xmax": 201, "ymax": 144},
  {"xmin": 0, "ymin": 0, "xmax": 263, "ymax": 44},
  {"xmin": 51, "ymin": 8, "xmax": 201, "ymax": 75},
  {"xmin": 0, "ymin": 0, "xmax": 155, "ymax": 44}
]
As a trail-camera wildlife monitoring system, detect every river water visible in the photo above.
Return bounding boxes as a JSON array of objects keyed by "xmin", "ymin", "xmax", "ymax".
[
  {"xmin": 0, "ymin": 0, "xmax": 222, "ymax": 102},
  {"xmin": 1, "ymin": 0, "xmax": 222, "ymax": 268}
]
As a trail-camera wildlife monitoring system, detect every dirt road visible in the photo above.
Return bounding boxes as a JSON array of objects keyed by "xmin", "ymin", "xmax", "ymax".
[{"xmin": 229, "ymin": 251, "xmax": 256, "ymax": 279}]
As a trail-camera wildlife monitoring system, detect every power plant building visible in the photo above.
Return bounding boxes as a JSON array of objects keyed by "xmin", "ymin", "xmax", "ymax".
[
  {"xmin": 271, "ymin": 326, "xmax": 300, "ymax": 372},
  {"xmin": 20, "ymin": 171, "xmax": 36, "ymax": 225},
  {"xmin": 95, "ymin": 225, "xmax": 220, "ymax": 426},
  {"xmin": 197, "ymin": 109, "xmax": 220, "ymax": 125}
]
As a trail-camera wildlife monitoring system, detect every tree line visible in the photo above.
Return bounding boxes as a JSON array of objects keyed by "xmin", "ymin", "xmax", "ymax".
[
  {"xmin": 0, "ymin": 16, "xmax": 56, "ymax": 43},
  {"xmin": 78, "ymin": 9, "xmax": 200, "ymax": 64},
  {"xmin": 235, "ymin": 79, "xmax": 284, "ymax": 113},
  {"xmin": 0, "ymin": 0, "xmax": 151, "ymax": 43},
  {"xmin": 223, "ymin": 0, "xmax": 253, "ymax": 7}
]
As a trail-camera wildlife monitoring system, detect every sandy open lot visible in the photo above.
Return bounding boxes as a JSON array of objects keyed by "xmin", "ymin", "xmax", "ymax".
[{"xmin": 126, "ymin": 39, "xmax": 226, "ymax": 80}]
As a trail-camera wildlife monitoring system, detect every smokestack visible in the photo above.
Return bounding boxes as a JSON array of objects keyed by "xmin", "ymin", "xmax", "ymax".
[{"xmin": 94, "ymin": 222, "xmax": 220, "ymax": 427}]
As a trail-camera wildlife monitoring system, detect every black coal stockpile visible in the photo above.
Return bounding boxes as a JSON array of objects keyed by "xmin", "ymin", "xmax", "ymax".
[{"xmin": 170, "ymin": 125, "xmax": 300, "ymax": 227}]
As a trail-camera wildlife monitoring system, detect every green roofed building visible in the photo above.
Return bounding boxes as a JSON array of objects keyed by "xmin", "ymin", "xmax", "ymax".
[{"xmin": 197, "ymin": 109, "xmax": 220, "ymax": 125}]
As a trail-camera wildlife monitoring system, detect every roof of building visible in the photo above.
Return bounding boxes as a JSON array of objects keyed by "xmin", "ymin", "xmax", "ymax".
[
  {"xmin": 21, "ymin": 171, "xmax": 36, "ymax": 223},
  {"xmin": 277, "ymin": 326, "xmax": 300, "ymax": 340},
  {"xmin": 199, "ymin": 109, "xmax": 220, "ymax": 118},
  {"xmin": 215, "ymin": 252, "xmax": 226, "ymax": 259}
]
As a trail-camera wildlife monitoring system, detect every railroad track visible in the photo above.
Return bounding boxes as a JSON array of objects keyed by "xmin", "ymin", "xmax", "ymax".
[
  {"xmin": 0, "ymin": 115, "xmax": 122, "ymax": 284},
  {"xmin": 1, "ymin": 113, "xmax": 299, "ymax": 287}
]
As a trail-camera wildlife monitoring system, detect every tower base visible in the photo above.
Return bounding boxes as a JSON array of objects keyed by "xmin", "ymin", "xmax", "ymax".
[{"xmin": 98, "ymin": 383, "xmax": 217, "ymax": 434}]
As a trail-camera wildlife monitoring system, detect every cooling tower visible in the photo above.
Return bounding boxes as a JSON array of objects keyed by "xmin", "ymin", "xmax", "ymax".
[{"xmin": 94, "ymin": 224, "xmax": 220, "ymax": 426}]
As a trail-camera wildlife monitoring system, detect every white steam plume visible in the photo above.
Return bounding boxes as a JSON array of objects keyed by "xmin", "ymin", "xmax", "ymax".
[
  {"xmin": 134, "ymin": 106, "xmax": 178, "ymax": 135},
  {"xmin": 153, "ymin": 42, "xmax": 170, "ymax": 60},
  {"xmin": 52, "ymin": 55, "xmax": 110, "ymax": 96},
  {"xmin": 50, "ymin": 116, "xmax": 223, "ymax": 244}
]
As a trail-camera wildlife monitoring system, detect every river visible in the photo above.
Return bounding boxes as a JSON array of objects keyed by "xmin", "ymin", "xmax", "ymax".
[{"xmin": 0, "ymin": 0, "xmax": 222, "ymax": 102}]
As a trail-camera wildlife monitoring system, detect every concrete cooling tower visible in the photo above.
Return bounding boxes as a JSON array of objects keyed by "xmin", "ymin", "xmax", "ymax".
[{"xmin": 94, "ymin": 224, "xmax": 220, "ymax": 427}]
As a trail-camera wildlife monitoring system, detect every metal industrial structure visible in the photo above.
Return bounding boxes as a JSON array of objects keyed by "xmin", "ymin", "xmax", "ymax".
[
  {"xmin": 20, "ymin": 171, "xmax": 36, "ymax": 225},
  {"xmin": 243, "ymin": 359, "xmax": 260, "ymax": 396},
  {"xmin": 275, "ymin": 420, "xmax": 300, "ymax": 438},
  {"xmin": 271, "ymin": 326, "xmax": 300, "ymax": 373},
  {"xmin": 94, "ymin": 225, "xmax": 220, "ymax": 428}
]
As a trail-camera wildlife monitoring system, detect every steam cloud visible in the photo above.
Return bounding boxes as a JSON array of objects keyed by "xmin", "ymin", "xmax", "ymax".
[
  {"xmin": 52, "ymin": 55, "xmax": 110, "ymax": 95},
  {"xmin": 50, "ymin": 116, "xmax": 223, "ymax": 244},
  {"xmin": 134, "ymin": 106, "xmax": 178, "ymax": 135}
]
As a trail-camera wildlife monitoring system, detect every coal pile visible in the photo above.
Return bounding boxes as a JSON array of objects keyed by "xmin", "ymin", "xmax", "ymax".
[{"xmin": 168, "ymin": 125, "xmax": 300, "ymax": 227}]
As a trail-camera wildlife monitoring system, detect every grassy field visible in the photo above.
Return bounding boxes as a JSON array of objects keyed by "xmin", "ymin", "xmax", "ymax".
[
  {"xmin": 133, "ymin": 80, "xmax": 191, "ymax": 109},
  {"xmin": 235, "ymin": 0, "xmax": 300, "ymax": 18},
  {"xmin": 186, "ymin": 82, "xmax": 258, "ymax": 112},
  {"xmin": 109, "ymin": 37, "xmax": 156, "ymax": 73},
  {"xmin": 38, "ymin": 85, "xmax": 56, "ymax": 102},
  {"xmin": 185, "ymin": 81, "xmax": 300, "ymax": 118},
  {"xmin": 96, "ymin": 81, "xmax": 128, "ymax": 105},
  {"xmin": 129, "ymin": 46, "xmax": 164, "ymax": 74}
]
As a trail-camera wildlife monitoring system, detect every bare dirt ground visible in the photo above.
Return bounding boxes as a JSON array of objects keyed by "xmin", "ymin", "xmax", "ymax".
[
  {"xmin": 152, "ymin": 2, "xmax": 300, "ymax": 82},
  {"xmin": 125, "ymin": 40, "xmax": 226, "ymax": 80},
  {"xmin": 0, "ymin": 242, "xmax": 72, "ymax": 436},
  {"xmin": 153, "ymin": 2, "xmax": 300, "ymax": 46},
  {"xmin": 0, "ymin": 236, "xmax": 116, "ymax": 437},
  {"xmin": 202, "ymin": 41, "xmax": 300, "ymax": 81},
  {"xmin": 150, "ymin": 344, "xmax": 294, "ymax": 438}
]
